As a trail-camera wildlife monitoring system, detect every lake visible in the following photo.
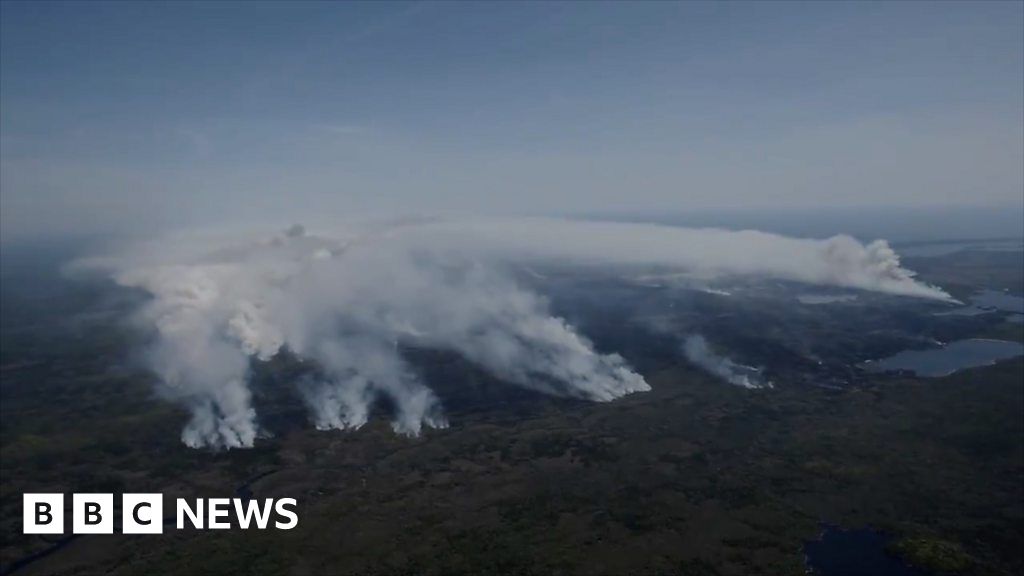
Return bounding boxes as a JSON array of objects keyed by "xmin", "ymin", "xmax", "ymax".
[
  {"xmin": 804, "ymin": 526, "xmax": 925, "ymax": 576},
  {"xmin": 973, "ymin": 289, "xmax": 1024, "ymax": 314},
  {"xmin": 863, "ymin": 339, "xmax": 1024, "ymax": 377},
  {"xmin": 936, "ymin": 289, "xmax": 1024, "ymax": 318},
  {"xmin": 898, "ymin": 239, "xmax": 1024, "ymax": 257},
  {"xmin": 797, "ymin": 294, "xmax": 858, "ymax": 305}
]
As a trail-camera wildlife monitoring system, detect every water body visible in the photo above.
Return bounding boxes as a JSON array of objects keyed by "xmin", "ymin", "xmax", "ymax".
[
  {"xmin": 973, "ymin": 290, "xmax": 1024, "ymax": 314},
  {"xmin": 898, "ymin": 239, "xmax": 1024, "ymax": 257},
  {"xmin": 863, "ymin": 339, "xmax": 1024, "ymax": 377},
  {"xmin": 935, "ymin": 289, "xmax": 1024, "ymax": 318},
  {"xmin": 798, "ymin": 294, "xmax": 858, "ymax": 305},
  {"xmin": 804, "ymin": 527, "xmax": 925, "ymax": 576}
]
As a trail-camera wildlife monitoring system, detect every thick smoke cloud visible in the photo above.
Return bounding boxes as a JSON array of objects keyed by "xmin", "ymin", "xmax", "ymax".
[
  {"xmin": 78, "ymin": 218, "xmax": 950, "ymax": 449},
  {"xmin": 683, "ymin": 335, "xmax": 771, "ymax": 389}
]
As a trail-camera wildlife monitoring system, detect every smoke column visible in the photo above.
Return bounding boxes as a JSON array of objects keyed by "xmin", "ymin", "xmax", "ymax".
[{"xmin": 682, "ymin": 335, "xmax": 772, "ymax": 389}]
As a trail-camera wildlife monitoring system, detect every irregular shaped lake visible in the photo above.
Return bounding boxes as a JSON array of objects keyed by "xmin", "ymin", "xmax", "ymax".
[
  {"xmin": 797, "ymin": 294, "xmax": 858, "ymax": 305},
  {"xmin": 973, "ymin": 289, "xmax": 1024, "ymax": 314},
  {"xmin": 863, "ymin": 339, "xmax": 1024, "ymax": 377},
  {"xmin": 936, "ymin": 289, "xmax": 1024, "ymax": 317},
  {"xmin": 804, "ymin": 527, "xmax": 924, "ymax": 576},
  {"xmin": 898, "ymin": 239, "xmax": 1024, "ymax": 257}
]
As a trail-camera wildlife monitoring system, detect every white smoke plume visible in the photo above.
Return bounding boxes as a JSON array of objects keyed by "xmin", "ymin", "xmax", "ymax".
[
  {"xmin": 683, "ymin": 335, "xmax": 772, "ymax": 390},
  {"xmin": 402, "ymin": 219, "xmax": 953, "ymax": 301},
  {"xmin": 77, "ymin": 217, "xmax": 950, "ymax": 448}
]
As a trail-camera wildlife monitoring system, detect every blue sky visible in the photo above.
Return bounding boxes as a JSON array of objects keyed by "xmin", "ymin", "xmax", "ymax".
[{"xmin": 1, "ymin": 1, "xmax": 1022, "ymax": 239}]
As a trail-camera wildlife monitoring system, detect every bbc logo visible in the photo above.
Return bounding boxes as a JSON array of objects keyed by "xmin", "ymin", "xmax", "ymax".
[
  {"xmin": 24, "ymin": 493, "xmax": 298, "ymax": 534},
  {"xmin": 24, "ymin": 493, "xmax": 163, "ymax": 535}
]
